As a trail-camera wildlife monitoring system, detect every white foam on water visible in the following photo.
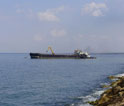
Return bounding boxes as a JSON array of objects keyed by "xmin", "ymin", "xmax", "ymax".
[
  {"xmin": 82, "ymin": 95, "xmax": 97, "ymax": 102},
  {"xmin": 70, "ymin": 102, "xmax": 92, "ymax": 106},
  {"xmin": 70, "ymin": 89, "xmax": 105, "ymax": 106},
  {"xmin": 100, "ymin": 82, "xmax": 110, "ymax": 86},
  {"xmin": 115, "ymin": 73, "xmax": 124, "ymax": 77},
  {"xmin": 78, "ymin": 103, "xmax": 92, "ymax": 106},
  {"xmin": 93, "ymin": 90, "xmax": 104, "ymax": 97}
]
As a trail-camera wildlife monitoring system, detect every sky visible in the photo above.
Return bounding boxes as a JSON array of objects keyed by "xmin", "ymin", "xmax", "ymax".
[{"xmin": 0, "ymin": 0, "xmax": 124, "ymax": 53}]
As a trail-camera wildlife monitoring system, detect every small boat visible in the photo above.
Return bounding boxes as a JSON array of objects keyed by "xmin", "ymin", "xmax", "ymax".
[{"xmin": 30, "ymin": 47, "xmax": 96, "ymax": 59}]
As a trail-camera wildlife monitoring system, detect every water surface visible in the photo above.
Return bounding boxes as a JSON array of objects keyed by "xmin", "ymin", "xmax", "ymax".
[{"xmin": 0, "ymin": 53, "xmax": 124, "ymax": 106}]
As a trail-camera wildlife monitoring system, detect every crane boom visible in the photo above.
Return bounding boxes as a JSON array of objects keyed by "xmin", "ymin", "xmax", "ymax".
[{"xmin": 47, "ymin": 46, "xmax": 55, "ymax": 55}]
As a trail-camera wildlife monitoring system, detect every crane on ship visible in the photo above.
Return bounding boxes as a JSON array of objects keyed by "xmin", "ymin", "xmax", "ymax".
[{"xmin": 46, "ymin": 46, "xmax": 55, "ymax": 55}]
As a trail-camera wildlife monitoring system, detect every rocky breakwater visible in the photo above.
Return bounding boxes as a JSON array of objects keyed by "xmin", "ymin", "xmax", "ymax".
[{"xmin": 89, "ymin": 76, "xmax": 124, "ymax": 106}]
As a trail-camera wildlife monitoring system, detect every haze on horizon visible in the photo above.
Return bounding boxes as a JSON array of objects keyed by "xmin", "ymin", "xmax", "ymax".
[{"xmin": 0, "ymin": 0, "xmax": 124, "ymax": 53}]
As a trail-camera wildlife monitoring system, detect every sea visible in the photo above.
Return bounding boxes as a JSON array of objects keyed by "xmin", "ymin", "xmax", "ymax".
[{"xmin": 0, "ymin": 53, "xmax": 124, "ymax": 106}]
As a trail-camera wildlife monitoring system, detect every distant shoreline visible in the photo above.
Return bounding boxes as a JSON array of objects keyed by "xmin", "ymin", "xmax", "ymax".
[{"xmin": 0, "ymin": 52, "xmax": 124, "ymax": 54}]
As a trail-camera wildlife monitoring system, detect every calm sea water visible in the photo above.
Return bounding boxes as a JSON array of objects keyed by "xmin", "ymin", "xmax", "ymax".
[{"xmin": 0, "ymin": 53, "xmax": 124, "ymax": 106}]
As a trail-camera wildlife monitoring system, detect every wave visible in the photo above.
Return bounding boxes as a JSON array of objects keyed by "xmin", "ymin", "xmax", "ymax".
[
  {"xmin": 69, "ymin": 89, "xmax": 104, "ymax": 106},
  {"xmin": 115, "ymin": 73, "xmax": 124, "ymax": 77}
]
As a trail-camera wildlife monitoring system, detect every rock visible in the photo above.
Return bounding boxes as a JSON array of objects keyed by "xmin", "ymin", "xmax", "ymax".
[
  {"xmin": 101, "ymin": 84, "xmax": 110, "ymax": 88},
  {"xmin": 118, "ymin": 92, "xmax": 124, "ymax": 97},
  {"xmin": 108, "ymin": 76, "xmax": 118, "ymax": 80},
  {"xmin": 112, "ymin": 86, "xmax": 121, "ymax": 94},
  {"xmin": 89, "ymin": 76, "xmax": 124, "ymax": 106}
]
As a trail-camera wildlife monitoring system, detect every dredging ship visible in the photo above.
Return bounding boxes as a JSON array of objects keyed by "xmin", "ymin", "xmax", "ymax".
[{"xmin": 30, "ymin": 47, "xmax": 95, "ymax": 59}]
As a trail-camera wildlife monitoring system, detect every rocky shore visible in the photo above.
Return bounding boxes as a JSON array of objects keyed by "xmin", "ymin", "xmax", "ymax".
[{"xmin": 89, "ymin": 76, "xmax": 124, "ymax": 106}]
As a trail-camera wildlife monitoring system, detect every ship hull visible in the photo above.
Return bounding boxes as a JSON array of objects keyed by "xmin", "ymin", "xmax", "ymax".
[{"xmin": 30, "ymin": 53, "xmax": 95, "ymax": 59}]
